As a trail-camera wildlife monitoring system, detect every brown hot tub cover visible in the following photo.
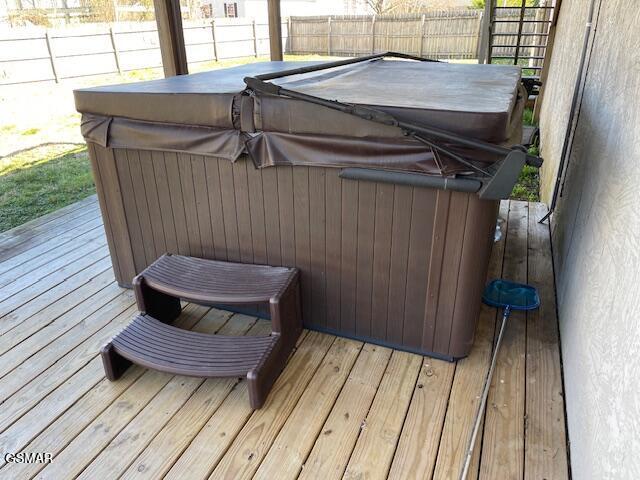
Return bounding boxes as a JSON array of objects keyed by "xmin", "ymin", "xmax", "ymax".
[{"xmin": 75, "ymin": 59, "xmax": 525, "ymax": 179}]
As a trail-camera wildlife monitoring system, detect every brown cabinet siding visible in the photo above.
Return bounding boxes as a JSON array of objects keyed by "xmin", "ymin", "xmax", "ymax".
[{"xmin": 89, "ymin": 143, "xmax": 497, "ymax": 359}]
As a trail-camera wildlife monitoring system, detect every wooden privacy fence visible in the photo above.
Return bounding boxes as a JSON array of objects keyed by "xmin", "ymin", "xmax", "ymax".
[
  {"xmin": 289, "ymin": 10, "xmax": 482, "ymax": 59},
  {"xmin": 0, "ymin": 19, "xmax": 288, "ymax": 85},
  {"xmin": 288, "ymin": 9, "xmax": 544, "ymax": 60}
]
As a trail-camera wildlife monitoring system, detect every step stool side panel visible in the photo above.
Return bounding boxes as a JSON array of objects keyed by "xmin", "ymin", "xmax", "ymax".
[
  {"xmin": 247, "ymin": 337, "xmax": 288, "ymax": 409},
  {"xmin": 133, "ymin": 274, "xmax": 181, "ymax": 324},
  {"xmin": 101, "ymin": 342, "xmax": 132, "ymax": 381},
  {"xmin": 269, "ymin": 270, "xmax": 302, "ymax": 340}
]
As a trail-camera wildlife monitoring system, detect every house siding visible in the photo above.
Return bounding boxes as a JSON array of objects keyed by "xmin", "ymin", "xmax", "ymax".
[{"xmin": 538, "ymin": 1, "xmax": 640, "ymax": 479}]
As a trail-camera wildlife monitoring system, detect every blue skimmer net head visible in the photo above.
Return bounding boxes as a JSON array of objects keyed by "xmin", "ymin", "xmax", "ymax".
[{"xmin": 482, "ymin": 279, "xmax": 540, "ymax": 311}]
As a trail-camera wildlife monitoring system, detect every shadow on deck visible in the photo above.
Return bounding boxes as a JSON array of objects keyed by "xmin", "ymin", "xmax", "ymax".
[{"xmin": 0, "ymin": 195, "xmax": 568, "ymax": 479}]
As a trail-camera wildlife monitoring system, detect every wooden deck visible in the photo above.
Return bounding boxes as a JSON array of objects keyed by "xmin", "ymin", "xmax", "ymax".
[{"xmin": 0, "ymin": 195, "xmax": 568, "ymax": 480}]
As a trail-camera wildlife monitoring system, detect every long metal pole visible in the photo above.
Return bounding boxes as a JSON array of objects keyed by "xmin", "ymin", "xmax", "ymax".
[
  {"xmin": 539, "ymin": 0, "xmax": 597, "ymax": 223},
  {"xmin": 252, "ymin": 51, "xmax": 435, "ymax": 82},
  {"xmin": 459, "ymin": 306, "xmax": 511, "ymax": 480}
]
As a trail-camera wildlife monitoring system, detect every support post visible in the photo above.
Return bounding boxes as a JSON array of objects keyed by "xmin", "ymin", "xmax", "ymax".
[
  {"xmin": 370, "ymin": 15, "xmax": 376, "ymax": 54},
  {"xmin": 44, "ymin": 31, "xmax": 59, "ymax": 83},
  {"xmin": 252, "ymin": 18, "xmax": 258, "ymax": 57},
  {"xmin": 153, "ymin": 0, "xmax": 188, "ymax": 77},
  {"xmin": 109, "ymin": 26, "xmax": 122, "ymax": 74},
  {"xmin": 287, "ymin": 16, "xmax": 292, "ymax": 53},
  {"xmin": 211, "ymin": 19, "xmax": 218, "ymax": 61},
  {"xmin": 478, "ymin": 0, "xmax": 494, "ymax": 64},
  {"xmin": 62, "ymin": 0, "xmax": 70, "ymax": 23},
  {"xmin": 267, "ymin": 0, "xmax": 283, "ymax": 61},
  {"xmin": 327, "ymin": 16, "xmax": 331, "ymax": 56}
]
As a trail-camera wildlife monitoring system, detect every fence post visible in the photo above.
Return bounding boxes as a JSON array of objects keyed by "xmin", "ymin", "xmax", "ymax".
[
  {"xmin": 109, "ymin": 26, "xmax": 122, "ymax": 74},
  {"xmin": 531, "ymin": 3, "xmax": 549, "ymax": 70},
  {"xmin": 252, "ymin": 19, "xmax": 258, "ymax": 57},
  {"xmin": 475, "ymin": 11, "xmax": 483, "ymax": 60},
  {"xmin": 44, "ymin": 31, "xmax": 59, "ymax": 83},
  {"xmin": 370, "ymin": 15, "xmax": 376, "ymax": 54},
  {"xmin": 287, "ymin": 16, "xmax": 292, "ymax": 54},
  {"xmin": 419, "ymin": 14, "xmax": 426, "ymax": 57},
  {"xmin": 211, "ymin": 19, "xmax": 218, "ymax": 62},
  {"xmin": 327, "ymin": 16, "xmax": 331, "ymax": 56}
]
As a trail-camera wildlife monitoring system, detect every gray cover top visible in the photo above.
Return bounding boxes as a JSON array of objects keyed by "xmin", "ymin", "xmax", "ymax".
[
  {"xmin": 274, "ymin": 59, "xmax": 521, "ymax": 114},
  {"xmin": 77, "ymin": 61, "xmax": 322, "ymax": 95},
  {"xmin": 74, "ymin": 62, "xmax": 320, "ymax": 129}
]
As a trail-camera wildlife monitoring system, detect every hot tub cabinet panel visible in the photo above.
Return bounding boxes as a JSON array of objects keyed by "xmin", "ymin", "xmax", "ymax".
[{"xmin": 88, "ymin": 143, "xmax": 497, "ymax": 359}]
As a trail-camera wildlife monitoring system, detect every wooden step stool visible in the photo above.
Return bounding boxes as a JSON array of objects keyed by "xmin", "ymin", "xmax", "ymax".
[{"xmin": 101, "ymin": 254, "xmax": 302, "ymax": 409}]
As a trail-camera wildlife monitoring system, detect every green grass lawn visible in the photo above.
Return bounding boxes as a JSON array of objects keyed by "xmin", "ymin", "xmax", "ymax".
[
  {"xmin": 510, "ymin": 107, "xmax": 540, "ymax": 202},
  {"xmin": 0, "ymin": 145, "xmax": 94, "ymax": 232},
  {"xmin": 0, "ymin": 54, "xmax": 328, "ymax": 233},
  {"xmin": 510, "ymin": 164, "xmax": 540, "ymax": 202}
]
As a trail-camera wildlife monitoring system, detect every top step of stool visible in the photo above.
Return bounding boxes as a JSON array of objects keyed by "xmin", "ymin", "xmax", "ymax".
[{"xmin": 137, "ymin": 253, "xmax": 298, "ymax": 306}]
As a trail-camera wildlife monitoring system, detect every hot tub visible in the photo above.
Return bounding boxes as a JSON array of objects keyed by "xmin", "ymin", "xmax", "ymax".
[{"xmin": 75, "ymin": 56, "xmax": 528, "ymax": 359}]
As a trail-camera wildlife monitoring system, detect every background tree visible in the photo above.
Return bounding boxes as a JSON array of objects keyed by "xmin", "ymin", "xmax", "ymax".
[
  {"xmin": 366, "ymin": 0, "xmax": 455, "ymax": 15},
  {"xmin": 470, "ymin": 0, "xmax": 541, "ymax": 8}
]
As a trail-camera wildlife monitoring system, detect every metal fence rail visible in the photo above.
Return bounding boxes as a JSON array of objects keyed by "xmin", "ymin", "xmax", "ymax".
[{"xmin": 0, "ymin": 19, "xmax": 288, "ymax": 85}]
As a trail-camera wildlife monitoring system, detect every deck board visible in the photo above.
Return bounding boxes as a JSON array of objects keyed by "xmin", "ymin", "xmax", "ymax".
[
  {"xmin": 299, "ymin": 343, "xmax": 393, "ymax": 480},
  {"xmin": 525, "ymin": 202, "xmax": 569, "ymax": 480},
  {"xmin": 0, "ymin": 204, "xmax": 102, "ymax": 262},
  {"xmin": 0, "ymin": 195, "xmax": 99, "ymax": 248},
  {"xmin": 0, "ymin": 197, "xmax": 569, "ymax": 479},
  {"xmin": 0, "ymin": 218, "xmax": 104, "ymax": 278},
  {"xmin": 254, "ymin": 337, "xmax": 362, "ymax": 480},
  {"xmin": 479, "ymin": 201, "xmax": 528, "ymax": 480},
  {"xmin": 343, "ymin": 350, "xmax": 423, "ymax": 480},
  {"xmin": 432, "ymin": 200, "xmax": 509, "ymax": 480}
]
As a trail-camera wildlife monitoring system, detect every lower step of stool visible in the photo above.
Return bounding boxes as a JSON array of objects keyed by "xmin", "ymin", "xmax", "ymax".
[{"xmin": 101, "ymin": 314, "xmax": 286, "ymax": 409}]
